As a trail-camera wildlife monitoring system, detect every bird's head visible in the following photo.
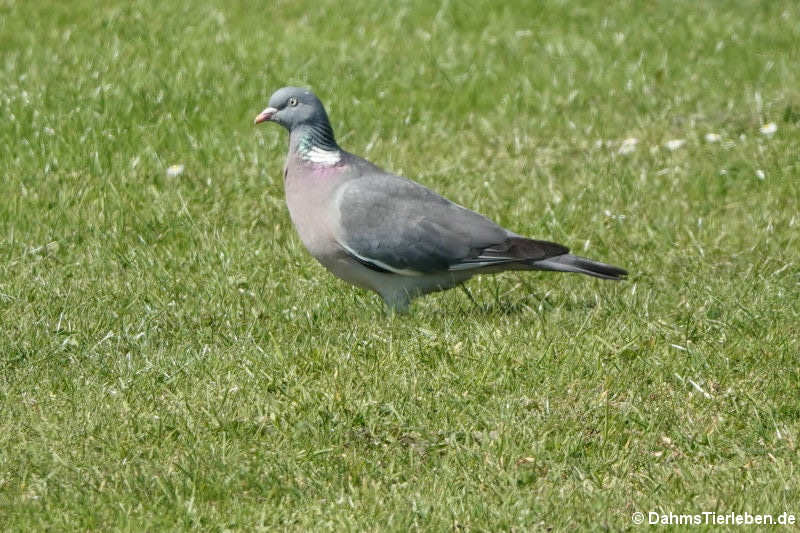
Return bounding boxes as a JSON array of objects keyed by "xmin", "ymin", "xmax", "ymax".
[{"xmin": 254, "ymin": 87, "xmax": 329, "ymax": 131}]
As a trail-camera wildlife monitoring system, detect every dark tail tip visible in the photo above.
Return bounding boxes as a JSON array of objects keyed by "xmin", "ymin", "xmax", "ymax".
[
  {"xmin": 533, "ymin": 254, "xmax": 628, "ymax": 280},
  {"xmin": 571, "ymin": 256, "xmax": 628, "ymax": 280}
]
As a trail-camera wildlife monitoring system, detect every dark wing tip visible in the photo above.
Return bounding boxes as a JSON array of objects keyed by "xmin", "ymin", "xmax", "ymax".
[{"xmin": 504, "ymin": 237, "xmax": 569, "ymax": 261}]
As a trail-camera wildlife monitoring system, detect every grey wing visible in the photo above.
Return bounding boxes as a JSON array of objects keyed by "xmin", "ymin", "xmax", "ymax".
[{"xmin": 332, "ymin": 174, "xmax": 567, "ymax": 275}]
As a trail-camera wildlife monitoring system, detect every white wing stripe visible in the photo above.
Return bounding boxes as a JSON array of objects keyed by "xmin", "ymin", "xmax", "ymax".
[
  {"xmin": 338, "ymin": 241, "xmax": 425, "ymax": 276},
  {"xmin": 448, "ymin": 256, "xmax": 520, "ymax": 271}
]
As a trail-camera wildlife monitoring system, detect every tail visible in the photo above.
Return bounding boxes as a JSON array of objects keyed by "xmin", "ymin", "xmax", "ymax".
[
  {"xmin": 460, "ymin": 236, "xmax": 627, "ymax": 280},
  {"xmin": 532, "ymin": 254, "xmax": 628, "ymax": 280}
]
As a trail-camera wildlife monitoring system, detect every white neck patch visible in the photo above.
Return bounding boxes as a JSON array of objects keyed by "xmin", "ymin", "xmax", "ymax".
[{"xmin": 302, "ymin": 147, "xmax": 342, "ymax": 166}]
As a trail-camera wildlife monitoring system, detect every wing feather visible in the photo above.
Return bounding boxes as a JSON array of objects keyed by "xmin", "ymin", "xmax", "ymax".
[{"xmin": 333, "ymin": 174, "xmax": 567, "ymax": 275}]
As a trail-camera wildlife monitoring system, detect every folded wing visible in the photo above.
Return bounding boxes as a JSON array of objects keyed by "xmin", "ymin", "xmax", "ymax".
[{"xmin": 333, "ymin": 174, "xmax": 568, "ymax": 275}]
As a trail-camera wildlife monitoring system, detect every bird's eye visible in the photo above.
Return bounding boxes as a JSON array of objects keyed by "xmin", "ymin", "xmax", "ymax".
[{"xmin": 288, "ymin": 97, "xmax": 298, "ymax": 107}]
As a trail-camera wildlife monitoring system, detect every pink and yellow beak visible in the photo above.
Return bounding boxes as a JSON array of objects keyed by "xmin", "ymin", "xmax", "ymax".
[{"xmin": 254, "ymin": 107, "xmax": 278, "ymax": 125}]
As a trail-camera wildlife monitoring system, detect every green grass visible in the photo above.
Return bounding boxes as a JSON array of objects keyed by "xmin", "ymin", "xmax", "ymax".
[{"xmin": 1, "ymin": 0, "xmax": 799, "ymax": 530}]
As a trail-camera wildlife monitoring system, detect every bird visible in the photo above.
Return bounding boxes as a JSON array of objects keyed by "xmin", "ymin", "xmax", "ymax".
[{"xmin": 255, "ymin": 87, "xmax": 627, "ymax": 312}]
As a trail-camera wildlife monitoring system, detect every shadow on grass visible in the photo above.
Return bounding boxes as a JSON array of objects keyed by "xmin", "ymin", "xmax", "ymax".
[{"xmin": 418, "ymin": 280, "xmax": 599, "ymax": 318}]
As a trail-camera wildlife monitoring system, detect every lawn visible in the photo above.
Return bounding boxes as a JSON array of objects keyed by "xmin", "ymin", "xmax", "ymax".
[{"xmin": 1, "ymin": 0, "xmax": 799, "ymax": 530}]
